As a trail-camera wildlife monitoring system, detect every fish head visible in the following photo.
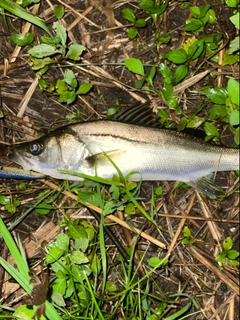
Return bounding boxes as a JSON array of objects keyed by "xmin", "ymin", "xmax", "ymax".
[
  {"xmin": 9, "ymin": 128, "xmax": 90, "ymax": 180},
  {"xmin": 9, "ymin": 134, "xmax": 61, "ymax": 175}
]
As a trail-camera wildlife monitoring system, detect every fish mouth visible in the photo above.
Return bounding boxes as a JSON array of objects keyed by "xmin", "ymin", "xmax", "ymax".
[{"xmin": 8, "ymin": 149, "xmax": 37, "ymax": 172}]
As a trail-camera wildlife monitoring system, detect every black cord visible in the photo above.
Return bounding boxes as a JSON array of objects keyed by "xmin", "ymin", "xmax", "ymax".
[{"xmin": 87, "ymin": 207, "xmax": 129, "ymax": 263}]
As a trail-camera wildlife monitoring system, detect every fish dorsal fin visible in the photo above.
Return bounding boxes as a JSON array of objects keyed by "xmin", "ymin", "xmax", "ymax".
[
  {"xmin": 107, "ymin": 103, "xmax": 207, "ymax": 139},
  {"xmin": 107, "ymin": 102, "xmax": 160, "ymax": 127},
  {"xmin": 107, "ymin": 102, "xmax": 210, "ymax": 142}
]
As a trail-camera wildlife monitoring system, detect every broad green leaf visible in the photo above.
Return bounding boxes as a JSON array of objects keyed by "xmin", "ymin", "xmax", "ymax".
[
  {"xmin": 162, "ymin": 84, "xmax": 173, "ymax": 100},
  {"xmin": 45, "ymin": 247, "xmax": 65, "ymax": 264},
  {"xmin": 105, "ymin": 281, "xmax": 119, "ymax": 293},
  {"xmin": 208, "ymin": 9, "xmax": 216, "ymax": 24},
  {"xmin": 230, "ymin": 12, "xmax": 240, "ymax": 29},
  {"xmin": 201, "ymin": 10, "xmax": 210, "ymax": 27},
  {"xmin": 10, "ymin": 32, "xmax": 34, "ymax": 46},
  {"xmin": 187, "ymin": 116, "xmax": 204, "ymax": 128},
  {"xmin": 184, "ymin": 18, "xmax": 202, "ymax": 31},
  {"xmin": 177, "ymin": 117, "xmax": 188, "ymax": 131},
  {"xmin": 209, "ymin": 105, "xmax": 228, "ymax": 120},
  {"xmin": 128, "ymin": 27, "xmax": 138, "ymax": 39},
  {"xmin": 76, "ymin": 83, "xmax": 92, "ymax": 94},
  {"xmin": 35, "ymin": 202, "xmax": 52, "ymax": 215},
  {"xmin": 155, "ymin": 186, "xmax": 163, "ymax": 196},
  {"xmin": 167, "ymin": 96, "xmax": 179, "ymax": 110},
  {"xmin": 225, "ymin": 0, "xmax": 239, "ymax": 7},
  {"xmin": 125, "ymin": 203, "xmax": 135, "ymax": 214},
  {"xmin": 203, "ymin": 87, "xmax": 228, "ymax": 104},
  {"xmin": 56, "ymin": 233, "xmax": 69, "ymax": 251},
  {"xmin": 52, "ymin": 278, "xmax": 67, "ymax": 296},
  {"xmin": 190, "ymin": 40, "xmax": 204, "ymax": 60},
  {"xmin": 16, "ymin": 0, "xmax": 40, "ymax": 7},
  {"xmin": 68, "ymin": 224, "xmax": 88, "ymax": 240},
  {"xmin": 199, "ymin": 4, "xmax": 210, "ymax": 19},
  {"xmin": 75, "ymin": 238, "xmax": 89, "ymax": 252},
  {"xmin": 139, "ymin": 0, "xmax": 167, "ymax": 15},
  {"xmin": 202, "ymin": 34, "xmax": 214, "ymax": 43},
  {"xmin": 183, "ymin": 226, "xmax": 191, "ymax": 238},
  {"xmin": 229, "ymin": 110, "xmax": 240, "ymax": 125},
  {"xmin": 173, "ymin": 65, "xmax": 188, "ymax": 83},
  {"xmin": 159, "ymin": 63, "xmax": 172, "ymax": 77},
  {"xmin": 59, "ymin": 91, "xmax": 76, "ymax": 104},
  {"xmin": 56, "ymin": 79, "xmax": 68, "ymax": 94},
  {"xmin": 156, "ymin": 33, "xmax": 171, "ymax": 45},
  {"xmin": 135, "ymin": 18, "xmax": 146, "ymax": 27},
  {"xmin": 53, "ymin": 21, "xmax": 67, "ymax": 46},
  {"xmin": 230, "ymin": 260, "xmax": 240, "ymax": 266},
  {"xmin": 103, "ymin": 201, "xmax": 116, "ymax": 214},
  {"xmin": 41, "ymin": 36, "xmax": 56, "ymax": 45},
  {"xmin": 228, "ymin": 250, "xmax": 239, "ymax": 259},
  {"xmin": 222, "ymin": 53, "xmax": 240, "ymax": 66},
  {"xmin": 124, "ymin": 58, "xmax": 145, "ymax": 76},
  {"xmin": 64, "ymin": 69, "xmax": 77, "ymax": 88},
  {"xmin": 71, "ymin": 264, "xmax": 91, "ymax": 282},
  {"xmin": 204, "ymin": 122, "xmax": 219, "ymax": 137},
  {"xmin": 66, "ymin": 44, "xmax": 85, "ymax": 60},
  {"xmin": 223, "ymin": 237, "xmax": 233, "ymax": 250},
  {"xmin": 13, "ymin": 304, "xmax": 36, "ymax": 319},
  {"xmin": 28, "ymin": 44, "xmax": 60, "ymax": 58},
  {"xmin": 107, "ymin": 107, "xmax": 118, "ymax": 117},
  {"xmin": 190, "ymin": 6, "xmax": 200, "ymax": 17},
  {"xmin": 227, "ymin": 78, "xmax": 239, "ymax": 106},
  {"xmin": 54, "ymin": 4, "xmax": 65, "ymax": 19},
  {"xmin": 147, "ymin": 256, "xmax": 162, "ymax": 267},
  {"xmin": 51, "ymin": 292, "xmax": 66, "ymax": 307},
  {"xmin": 164, "ymin": 48, "xmax": 188, "ymax": 64},
  {"xmin": 139, "ymin": 0, "xmax": 155, "ymax": 14},
  {"xmin": 70, "ymin": 251, "xmax": 89, "ymax": 264},
  {"xmin": 158, "ymin": 109, "xmax": 169, "ymax": 120},
  {"xmin": 229, "ymin": 36, "xmax": 240, "ymax": 53},
  {"xmin": 122, "ymin": 8, "xmax": 136, "ymax": 23},
  {"xmin": 31, "ymin": 57, "xmax": 54, "ymax": 70}
]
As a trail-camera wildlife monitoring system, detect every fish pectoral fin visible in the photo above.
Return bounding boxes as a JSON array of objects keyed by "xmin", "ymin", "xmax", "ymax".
[
  {"xmin": 188, "ymin": 174, "xmax": 224, "ymax": 199},
  {"xmin": 85, "ymin": 150, "xmax": 126, "ymax": 167}
]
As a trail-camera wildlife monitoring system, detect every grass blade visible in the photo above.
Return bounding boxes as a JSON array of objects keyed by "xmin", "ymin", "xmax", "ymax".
[
  {"xmin": 0, "ymin": 217, "xmax": 30, "ymax": 278},
  {"xmin": 0, "ymin": 0, "xmax": 52, "ymax": 37}
]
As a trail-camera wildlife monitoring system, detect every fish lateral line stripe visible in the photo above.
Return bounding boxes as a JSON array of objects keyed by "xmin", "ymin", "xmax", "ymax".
[{"xmin": 81, "ymin": 132, "xmax": 152, "ymax": 145}]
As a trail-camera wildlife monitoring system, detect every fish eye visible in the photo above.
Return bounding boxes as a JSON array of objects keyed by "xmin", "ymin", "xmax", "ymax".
[{"xmin": 29, "ymin": 143, "xmax": 43, "ymax": 155}]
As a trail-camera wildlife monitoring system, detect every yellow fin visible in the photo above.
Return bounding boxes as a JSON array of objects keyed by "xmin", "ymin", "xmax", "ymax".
[{"xmin": 85, "ymin": 150, "xmax": 126, "ymax": 167}]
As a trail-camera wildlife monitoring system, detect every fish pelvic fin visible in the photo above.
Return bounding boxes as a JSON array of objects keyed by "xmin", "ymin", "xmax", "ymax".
[{"xmin": 188, "ymin": 174, "xmax": 224, "ymax": 199}]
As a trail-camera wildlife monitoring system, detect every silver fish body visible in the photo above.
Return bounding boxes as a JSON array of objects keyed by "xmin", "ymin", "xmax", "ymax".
[{"xmin": 9, "ymin": 120, "xmax": 239, "ymax": 193}]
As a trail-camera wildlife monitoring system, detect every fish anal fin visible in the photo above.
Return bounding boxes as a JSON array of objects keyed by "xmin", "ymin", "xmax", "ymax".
[
  {"xmin": 188, "ymin": 174, "xmax": 224, "ymax": 199},
  {"xmin": 85, "ymin": 150, "xmax": 126, "ymax": 167}
]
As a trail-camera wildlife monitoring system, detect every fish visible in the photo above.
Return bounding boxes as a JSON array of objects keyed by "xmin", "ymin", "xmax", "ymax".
[{"xmin": 8, "ymin": 104, "xmax": 239, "ymax": 196}]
